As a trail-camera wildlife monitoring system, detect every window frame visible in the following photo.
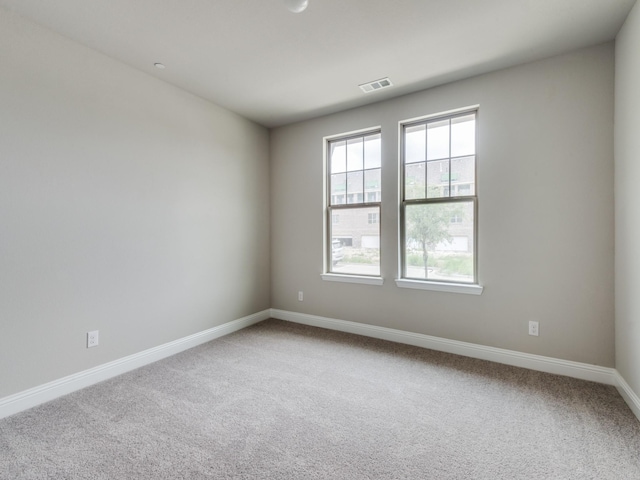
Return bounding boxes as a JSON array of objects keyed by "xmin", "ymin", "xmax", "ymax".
[
  {"xmin": 322, "ymin": 127, "xmax": 384, "ymax": 285},
  {"xmin": 398, "ymin": 108, "xmax": 482, "ymax": 293}
]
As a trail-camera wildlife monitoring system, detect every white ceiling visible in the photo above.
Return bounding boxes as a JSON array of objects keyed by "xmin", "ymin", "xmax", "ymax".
[{"xmin": 0, "ymin": 0, "xmax": 635, "ymax": 127}]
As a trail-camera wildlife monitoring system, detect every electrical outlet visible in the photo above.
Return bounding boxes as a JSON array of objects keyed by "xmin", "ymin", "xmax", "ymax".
[
  {"xmin": 528, "ymin": 321, "xmax": 539, "ymax": 337},
  {"xmin": 87, "ymin": 330, "xmax": 99, "ymax": 348},
  {"xmin": 298, "ymin": 291, "xmax": 304, "ymax": 301}
]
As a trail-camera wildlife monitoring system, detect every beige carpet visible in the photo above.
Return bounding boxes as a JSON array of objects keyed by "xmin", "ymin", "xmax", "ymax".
[{"xmin": 1, "ymin": 319, "xmax": 639, "ymax": 479}]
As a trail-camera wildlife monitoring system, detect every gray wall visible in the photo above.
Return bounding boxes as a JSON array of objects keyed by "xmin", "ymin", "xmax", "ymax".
[
  {"xmin": 615, "ymin": 1, "xmax": 640, "ymax": 399},
  {"xmin": 0, "ymin": 5, "xmax": 623, "ymax": 402},
  {"xmin": 0, "ymin": 10, "xmax": 270, "ymax": 398},
  {"xmin": 271, "ymin": 44, "xmax": 615, "ymax": 367}
]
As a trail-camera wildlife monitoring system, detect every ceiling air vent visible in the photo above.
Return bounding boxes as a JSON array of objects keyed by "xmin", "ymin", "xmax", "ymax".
[{"xmin": 359, "ymin": 77, "xmax": 393, "ymax": 93}]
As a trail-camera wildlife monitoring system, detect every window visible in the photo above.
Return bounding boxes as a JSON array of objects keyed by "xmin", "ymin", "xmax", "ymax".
[
  {"xmin": 327, "ymin": 131, "xmax": 381, "ymax": 277},
  {"xmin": 400, "ymin": 111, "xmax": 477, "ymax": 285}
]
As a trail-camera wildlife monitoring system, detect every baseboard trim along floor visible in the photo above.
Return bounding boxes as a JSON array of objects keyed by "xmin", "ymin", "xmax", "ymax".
[
  {"xmin": 271, "ymin": 308, "xmax": 640, "ymax": 424},
  {"xmin": 2, "ymin": 308, "xmax": 639, "ymax": 424},
  {"xmin": 271, "ymin": 309, "xmax": 616, "ymax": 384},
  {"xmin": 615, "ymin": 370, "xmax": 640, "ymax": 422},
  {"xmin": 0, "ymin": 309, "xmax": 271, "ymax": 420}
]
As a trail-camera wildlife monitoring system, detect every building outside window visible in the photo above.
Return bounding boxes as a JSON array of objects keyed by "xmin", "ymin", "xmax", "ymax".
[
  {"xmin": 400, "ymin": 110, "xmax": 477, "ymax": 284},
  {"xmin": 327, "ymin": 131, "xmax": 381, "ymax": 276}
]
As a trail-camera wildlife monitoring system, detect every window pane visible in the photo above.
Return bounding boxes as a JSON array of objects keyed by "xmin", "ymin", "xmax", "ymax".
[
  {"xmin": 327, "ymin": 130, "xmax": 382, "ymax": 278},
  {"xmin": 364, "ymin": 133, "xmax": 381, "ymax": 169},
  {"xmin": 451, "ymin": 114, "xmax": 475, "ymax": 157},
  {"xmin": 451, "ymin": 156, "xmax": 475, "ymax": 196},
  {"xmin": 347, "ymin": 137, "xmax": 364, "ymax": 172},
  {"xmin": 405, "ymin": 124, "xmax": 425, "ymax": 164},
  {"xmin": 404, "ymin": 201, "xmax": 474, "ymax": 283},
  {"xmin": 347, "ymin": 171, "xmax": 363, "ymax": 204},
  {"xmin": 331, "ymin": 206, "xmax": 380, "ymax": 276},
  {"xmin": 364, "ymin": 168, "xmax": 381, "ymax": 202},
  {"xmin": 427, "ymin": 160, "xmax": 449, "ymax": 198},
  {"xmin": 427, "ymin": 119, "xmax": 450, "ymax": 160},
  {"xmin": 405, "ymin": 163, "xmax": 426, "ymax": 200},
  {"xmin": 331, "ymin": 140, "xmax": 346, "ymax": 174},
  {"xmin": 331, "ymin": 173, "xmax": 346, "ymax": 205}
]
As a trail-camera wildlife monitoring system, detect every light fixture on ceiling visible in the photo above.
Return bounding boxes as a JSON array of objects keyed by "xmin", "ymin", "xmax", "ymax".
[
  {"xmin": 284, "ymin": 0, "xmax": 309, "ymax": 13},
  {"xmin": 154, "ymin": 63, "xmax": 166, "ymax": 69}
]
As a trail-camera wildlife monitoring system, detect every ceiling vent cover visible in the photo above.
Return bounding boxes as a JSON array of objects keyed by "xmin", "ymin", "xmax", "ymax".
[{"xmin": 359, "ymin": 77, "xmax": 393, "ymax": 93}]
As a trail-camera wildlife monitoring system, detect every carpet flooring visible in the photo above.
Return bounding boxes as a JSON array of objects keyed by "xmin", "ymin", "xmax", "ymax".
[{"xmin": 1, "ymin": 319, "xmax": 639, "ymax": 479}]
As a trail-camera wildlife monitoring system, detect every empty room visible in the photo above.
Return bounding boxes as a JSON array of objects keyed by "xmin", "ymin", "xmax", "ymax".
[{"xmin": 1, "ymin": 0, "xmax": 639, "ymax": 478}]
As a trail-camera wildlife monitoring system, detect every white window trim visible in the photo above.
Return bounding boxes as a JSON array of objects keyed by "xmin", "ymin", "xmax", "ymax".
[
  {"xmin": 395, "ymin": 279, "xmax": 483, "ymax": 295},
  {"xmin": 400, "ymin": 104, "xmax": 480, "ymax": 126},
  {"xmin": 324, "ymin": 126, "xmax": 382, "ymax": 283},
  {"xmin": 398, "ymin": 106, "xmax": 480, "ymax": 289},
  {"xmin": 321, "ymin": 273, "xmax": 384, "ymax": 286}
]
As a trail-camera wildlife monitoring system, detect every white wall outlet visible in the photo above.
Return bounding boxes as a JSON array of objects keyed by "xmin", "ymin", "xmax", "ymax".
[
  {"xmin": 528, "ymin": 321, "xmax": 539, "ymax": 337},
  {"xmin": 298, "ymin": 291, "xmax": 303, "ymax": 301},
  {"xmin": 87, "ymin": 330, "xmax": 99, "ymax": 348}
]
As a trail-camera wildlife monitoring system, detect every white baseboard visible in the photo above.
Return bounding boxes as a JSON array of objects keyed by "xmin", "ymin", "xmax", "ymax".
[
  {"xmin": 270, "ymin": 309, "xmax": 617, "ymax": 386},
  {"xmin": 615, "ymin": 371, "xmax": 640, "ymax": 422},
  {"xmin": 5, "ymin": 308, "xmax": 639, "ymax": 425},
  {"xmin": 272, "ymin": 309, "xmax": 640, "ymax": 422},
  {"xmin": 0, "ymin": 309, "xmax": 271, "ymax": 420}
]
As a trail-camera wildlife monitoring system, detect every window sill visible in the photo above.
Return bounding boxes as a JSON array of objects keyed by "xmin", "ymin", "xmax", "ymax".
[
  {"xmin": 321, "ymin": 274, "xmax": 384, "ymax": 286},
  {"xmin": 395, "ymin": 279, "xmax": 483, "ymax": 295}
]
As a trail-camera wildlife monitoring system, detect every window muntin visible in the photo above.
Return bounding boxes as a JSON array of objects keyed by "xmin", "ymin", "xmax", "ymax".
[
  {"xmin": 328, "ymin": 131, "xmax": 381, "ymax": 276},
  {"xmin": 401, "ymin": 111, "xmax": 477, "ymax": 284}
]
